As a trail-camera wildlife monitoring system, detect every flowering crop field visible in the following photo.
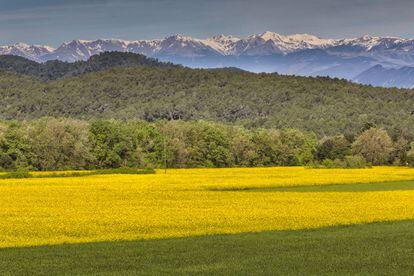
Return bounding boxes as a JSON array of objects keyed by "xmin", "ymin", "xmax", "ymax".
[{"xmin": 1, "ymin": 166, "xmax": 414, "ymax": 250}]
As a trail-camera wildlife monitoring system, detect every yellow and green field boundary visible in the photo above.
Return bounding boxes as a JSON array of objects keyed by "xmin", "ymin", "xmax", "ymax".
[{"xmin": 1, "ymin": 167, "xmax": 414, "ymax": 274}]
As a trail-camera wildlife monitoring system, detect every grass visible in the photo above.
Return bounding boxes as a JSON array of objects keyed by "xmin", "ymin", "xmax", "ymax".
[
  {"xmin": 210, "ymin": 180, "xmax": 414, "ymax": 193},
  {"xmin": 2, "ymin": 167, "xmax": 414, "ymax": 248},
  {"xmin": 0, "ymin": 167, "xmax": 155, "ymax": 179},
  {"xmin": 2, "ymin": 167, "xmax": 414, "ymax": 274},
  {"xmin": 1, "ymin": 220, "xmax": 413, "ymax": 275}
]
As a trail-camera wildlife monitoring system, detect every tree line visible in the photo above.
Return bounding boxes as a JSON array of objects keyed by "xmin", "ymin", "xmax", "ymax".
[{"xmin": 0, "ymin": 118, "xmax": 413, "ymax": 171}]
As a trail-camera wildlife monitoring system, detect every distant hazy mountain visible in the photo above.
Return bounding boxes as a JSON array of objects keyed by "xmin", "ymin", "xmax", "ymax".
[
  {"xmin": 354, "ymin": 65, "xmax": 414, "ymax": 89},
  {"xmin": 2, "ymin": 32, "xmax": 414, "ymax": 87}
]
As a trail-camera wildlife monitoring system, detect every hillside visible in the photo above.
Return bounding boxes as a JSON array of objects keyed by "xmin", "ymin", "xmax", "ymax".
[
  {"xmin": 354, "ymin": 65, "xmax": 414, "ymax": 89},
  {"xmin": 0, "ymin": 52, "xmax": 176, "ymax": 80},
  {"xmin": 3, "ymin": 33, "xmax": 414, "ymax": 88},
  {"xmin": 0, "ymin": 64, "xmax": 413, "ymax": 137}
]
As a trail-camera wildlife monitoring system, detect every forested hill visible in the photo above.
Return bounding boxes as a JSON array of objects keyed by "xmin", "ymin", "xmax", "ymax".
[
  {"xmin": 0, "ymin": 62, "xmax": 413, "ymax": 138},
  {"xmin": 0, "ymin": 52, "xmax": 176, "ymax": 80}
]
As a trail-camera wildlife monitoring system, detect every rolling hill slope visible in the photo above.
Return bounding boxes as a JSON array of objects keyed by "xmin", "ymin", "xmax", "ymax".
[
  {"xmin": 0, "ymin": 52, "xmax": 176, "ymax": 80},
  {"xmin": 354, "ymin": 65, "xmax": 414, "ymax": 89},
  {"xmin": 0, "ymin": 63, "xmax": 413, "ymax": 137}
]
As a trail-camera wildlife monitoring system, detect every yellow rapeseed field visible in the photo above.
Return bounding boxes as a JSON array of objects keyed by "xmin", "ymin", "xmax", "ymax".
[{"xmin": 1, "ymin": 167, "xmax": 414, "ymax": 248}]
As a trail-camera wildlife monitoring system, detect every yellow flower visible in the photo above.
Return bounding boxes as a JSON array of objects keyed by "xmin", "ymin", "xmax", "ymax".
[{"xmin": 1, "ymin": 167, "xmax": 414, "ymax": 248}]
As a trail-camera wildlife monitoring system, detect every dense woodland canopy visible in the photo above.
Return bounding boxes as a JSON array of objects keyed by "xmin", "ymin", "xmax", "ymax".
[
  {"xmin": 0, "ymin": 53, "xmax": 176, "ymax": 80},
  {"xmin": 0, "ymin": 52, "xmax": 414, "ymax": 170},
  {"xmin": 0, "ymin": 52, "xmax": 413, "ymax": 138},
  {"xmin": 0, "ymin": 118, "xmax": 413, "ymax": 171}
]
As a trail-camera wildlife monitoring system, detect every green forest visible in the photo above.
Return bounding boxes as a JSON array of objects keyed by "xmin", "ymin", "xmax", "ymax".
[
  {"xmin": 0, "ymin": 52, "xmax": 414, "ymax": 170},
  {"xmin": 0, "ymin": 52, "xmax": 413, "ymax": 138},
  {"xmin": 0, "ymin": 53, "xmax": 175, "ymax": 80},
  {"xmin": 0, "ymin": 118, "xmax": 413, "ymax": 171}
]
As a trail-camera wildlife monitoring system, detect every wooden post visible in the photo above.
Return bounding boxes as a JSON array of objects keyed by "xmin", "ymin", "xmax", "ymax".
[{"xmin": 164, "ymin": 136, "xmax": 167, "ymax": 174}]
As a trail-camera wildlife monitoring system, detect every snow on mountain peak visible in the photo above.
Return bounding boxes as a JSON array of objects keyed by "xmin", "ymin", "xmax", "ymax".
[
  {"xmin": 339, "ymin": 35, "xmax": 413, "ymax": 51},
  {"xmin": 0, "ymin": 42, "xmax": 54, "ymax": 61},
  {"xmin": 13, "ymin": 42, "xmax": 30, "ymax": 48},
  {"xmin": 61, "ymin": 39, "xmax": 90, "ymax": 46},
  {"xmin": 1, "ymin": 32, "xmax": 414, "ymax": 62},
  {"xmin": 212, "ymin": 34, "xmax": 240, "ymax": 43},
  {"xmin": 258, "ymin": 31, "xmax": 283, "ymax": 41},
  {"xmin": 238, "ymin": 32, "xmax": 338, "ymax": 55},
  {"xmin": 165, "ymin": 34, "xmax": 195, "ymax": 42},
  {"xmin": 285, "ymin": 34, "xmax": 337, "ymax": 46}
]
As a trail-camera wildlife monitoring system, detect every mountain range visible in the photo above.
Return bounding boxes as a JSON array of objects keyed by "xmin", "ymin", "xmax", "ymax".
[{"xmin": 2, "ymin": 32, "xmax": 414, "ymax": 88}]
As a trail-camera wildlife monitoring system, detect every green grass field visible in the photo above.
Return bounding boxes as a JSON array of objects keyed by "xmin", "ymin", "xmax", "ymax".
[
  {"xmin": 1, "ymin": 168, "xmax": 414, "ymax": 275},
  {"xmin": 1, "ymin": 220, "xmax": 413, "ymax": 275},
  {"xmin": 212, "ymin": 181, "xmax": 414, "ymax": 193}
]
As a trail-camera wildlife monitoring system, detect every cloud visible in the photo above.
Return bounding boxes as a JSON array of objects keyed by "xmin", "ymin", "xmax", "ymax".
[{"xmin": 0, "ymin": 0, "xmax": 412, "ymax": 46}]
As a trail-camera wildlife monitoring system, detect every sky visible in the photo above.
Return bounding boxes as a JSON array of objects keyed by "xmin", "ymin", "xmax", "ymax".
[{"xmin": 0, "ymin": 0, "xmax": 413, "ymax": 46}]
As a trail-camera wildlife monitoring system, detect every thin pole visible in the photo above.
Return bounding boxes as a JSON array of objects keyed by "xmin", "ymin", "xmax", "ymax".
[{"xmin": 163, "ymin": 136, "xmax": 167, "ymax": 174}]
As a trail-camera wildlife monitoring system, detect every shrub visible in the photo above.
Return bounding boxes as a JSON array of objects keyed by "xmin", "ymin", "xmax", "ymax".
[
  {"xmin": 343, "ymin": 155, "xmax": 369, "ymax": 168},
  {"xmin": 316, "ymin": 135, "xmax": 351, "ymax": 161},
  {"xmin": 321, "ymin": 159, "xmax": 346, "ymax": 168},
  {"xmin": 95, "ymin": 168, "xmax": 155, "ymax": 175},
  {"xmin": 0, "ymin": 169, "xmax": 31, "ymax": 179},
  {"xmin": 408, "ymin": 143, "xmax": 414, "ymax": 167},
  {"xmin": 309, "ymin": 155, "xmax": 368, "ymax": 169},
  {"xmin": 352, "ymin": 128, "xmax": 394, "ymax": 165}
]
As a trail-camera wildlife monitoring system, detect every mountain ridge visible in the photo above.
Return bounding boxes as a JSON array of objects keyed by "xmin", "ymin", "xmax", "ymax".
[
  {"xmin": 2, "ymin": 31, "xmax": 414, "ymax": 87},
  {"xmin": 3, "ymin": 32, "xmax": 414, "ymax": 62},
  {"xmin": 354, "ymin": 64, "xmax": 414, "ymax": 89}
]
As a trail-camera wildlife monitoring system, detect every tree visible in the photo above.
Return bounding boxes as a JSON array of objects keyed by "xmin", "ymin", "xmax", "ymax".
[
  {"xmin": 0, "ymin": 122, "xmax": 31, "ymax": 170},
  {"xmin": 89, "ymin": 120, "xmax": 138, "ymax": 168},
  {"xmin": 391, "ymin": 136, "xmax": 410, "ymax": 165},
  {"xmin": 249, "ymin": 129, "xmax": 286, "ymax": 166},
  {"xmin": 155, "ymin": 121, "xmax": 188, "ymax": 168},
  {"xmin": 185, "ymin": 122, "xmax": 234, "ymax": 167},
  {"xmin": 228, "ymin": 127, "xmax": 258, "ymax": 167},
  {"xmin": 280, "ymin": 129, "xmax": 317, "ymax": 165},
  {"xmin": 28, "ymin": 118, "xmax": 93, "ymax": 170},
  {"xmin": 2, "ymin": 62, "xmax": 414, "ymax": 138},
  {"xmin": 407, "ymin": 143, "xmax": 414, "ymax": 167},
  {"xmin": 126, "ymin": 121, "xmax": 163, "ymax": 168},
  {"xmin": 316, "ymin": 135, "xmax": 351, "ymax": 161},
  {"xmin": 352, "ymin": 128, "xmax": 394, "ymax": 165}
]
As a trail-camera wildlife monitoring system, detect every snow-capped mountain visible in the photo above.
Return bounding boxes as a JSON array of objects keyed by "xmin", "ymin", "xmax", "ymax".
[
  {"xmin": 41, "ymin": 39, "xmax": 130, "ymax": 62},
  {"xmin": 1, "ymin": 31, "xmax": 414, "ymax": 88},
  {"xmin": 2, "ymin": 32, "xmax": 414, "ymax": 63},
  {"xmin": 234, "ymin": 32, "xmax": 338, "ymax": 56},
  {"xmin": 0, "ymin": 43, "xmax": 54, "ymax": 62}
]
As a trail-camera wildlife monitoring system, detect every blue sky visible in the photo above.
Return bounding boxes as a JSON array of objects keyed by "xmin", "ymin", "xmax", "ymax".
[{"xmin": 1, "ymin": 0, "xmax": 413, "ymax": 46}]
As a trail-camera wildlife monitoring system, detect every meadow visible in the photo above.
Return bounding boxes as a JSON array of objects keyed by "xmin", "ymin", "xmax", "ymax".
[{"xmin": 1, "ymin": 166, "xmax": 414, "ymax": 274}]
